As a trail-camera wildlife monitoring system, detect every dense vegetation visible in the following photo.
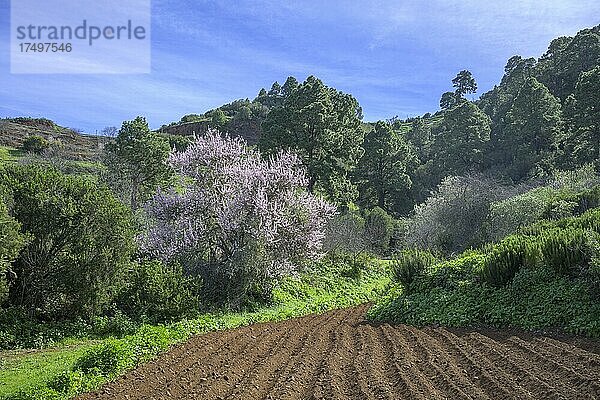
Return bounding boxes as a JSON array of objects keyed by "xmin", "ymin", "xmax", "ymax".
[
  {"xmin": 1, "ymin": 23, "xmax": 600, "ymax": 399},
  {"xmin": 1, "ymin": 257, "xmax": 390, "ymax": 399},
  {"xmin": 370, "ymin": 204, "xmax": 600, "ymax": 336}
]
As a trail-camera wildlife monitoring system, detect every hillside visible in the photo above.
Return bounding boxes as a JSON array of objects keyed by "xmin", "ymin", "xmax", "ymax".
[{"xmin": 0, "ymin": 118, "xmax": 108, "ymax": 161}]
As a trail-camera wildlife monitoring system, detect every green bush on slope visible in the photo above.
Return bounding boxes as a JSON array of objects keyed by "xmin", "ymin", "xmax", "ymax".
[{"xmin": 369, "ymin": 207, "xmax": 600, "ymax": 337}]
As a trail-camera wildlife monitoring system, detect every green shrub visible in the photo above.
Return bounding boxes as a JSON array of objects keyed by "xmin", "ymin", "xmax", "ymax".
[
  {"xmin": 391, "ymin": 249, "xmax": 437, "ymax": 292},
  {"xmin": 481, "ymin": 236, "xmax": 537, "ymax": 287},
  {"xmin": 415, "ymin": 252, "xmax": 485, "ymax": 292},
  {"xmin": 0, "ymin": 197, "xmax": 26, "ymax": 305},
  {"xmin": 364, "ymin": 207, "xmax": 394, "ymax": 254},
  {"xmin": 158, "ymin": 132, "xmax": 192, "ymax": 152},
  {"xmin": 486, "ymin": 187, "xmax": 555, "ymax": 242},
  {"xmin": 90, "ymin": 310, "xmax": 137, "ymax": 337},
  {"xmin": 74, "ymin": 338, "xmax": 134, "ymax": 377},
  {"xmin": 369, "ymin": 267, "xmax": 600, "ymax": 336},
  {"xmin": 115, "ymin": 260, "xmax": 202, "ymax": 323},
  {"xmin": 406, "ymin": 174, "xmax": 519, "ymax": 254},
  {"xmin": 20, "ymin": 135, "xmax": 49, "ymax": 155},
  {"xmin": 539, "ymin": 228, "xmax": 597, "ymax": 276},
  {"xmin": 48, "ymin": 370, "xmax": 102, "ymax": 397},
  {"xmin": 129, "ymin": 325, "xmax": 173, "ymax": 363},
  {"xmin": 0, "ymin": 164, "xmax": 136, "ymax": 318}
]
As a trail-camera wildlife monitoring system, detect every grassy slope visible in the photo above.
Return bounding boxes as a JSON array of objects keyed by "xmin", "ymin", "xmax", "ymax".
[
  {"xmin": 369, "ymin": 209, "xmax": 600, "ymax": 337},
  {"xmin": 0, "ymin": 260, "xmax": 391, "ymax": 399},
  {"xmin": 0, "ymin": 119, "xmax": 106, "ymax": 161}
]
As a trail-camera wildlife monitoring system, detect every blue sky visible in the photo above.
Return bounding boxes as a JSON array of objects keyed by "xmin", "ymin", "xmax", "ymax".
[{"xmin": 0, "ymin": 0, "xmax": 599, "ymax": 133}]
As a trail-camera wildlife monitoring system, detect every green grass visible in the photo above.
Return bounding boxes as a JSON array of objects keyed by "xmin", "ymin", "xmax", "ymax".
[
  {"xmin": 0, "ymin": 343, "xmax": 95, "ymax": 397},
  {"xmin": 0, "ymin": 258, "xmax": 391, "ymax": 399}
]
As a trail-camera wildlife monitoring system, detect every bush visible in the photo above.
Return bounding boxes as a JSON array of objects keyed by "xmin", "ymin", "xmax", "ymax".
[
  {"xmin": 158, "ymin": 132, "xmax": 192, "ymax": 152},
  {"xmin": 370, "ymin": 267, "xmax": 600, "ymax": 336},
  {"xmin": 322, "ymin": 210, "xmax": 366, "ymax": 255},
  {"xmin": 406, "ymin": 174, "xmax": 521, "ymax": 254},
  {"xmin": 0, "ymin": 196, "xmax": 26, "ymax": 305},
  {"xmin": 20, "ymin": 135, "xmax": 49, "ymax": 155},
  {"xmin": 391, "ymin": 249, "xmax": 437, "ymax": 292},
  {"xmin": 550, "ymin": 163, "xmax": 600, "ymax": 192},
  {"xmin": 364, "ymin": 207, "xmax": 394, "ymax": 254},
  {"xmin": 486, "ymin": 166, "xmax": 600, "ymax": 242},
  {"xmin": 0, "ymin": 164, "xmax": 135, "ymax": 318},
  {"xmin": 74, "ymin": 338, "xmax": 135, "ymax": 377},
  {"xmin": 414, "ymin": 252, "xmax": 485, "ymax": 292},
  {"xmin": 481, "ymin": 236, "xmax": 537, "ymax": 287},
  {"xmin": 115, "ymin": 260, "xmax": 202, "ymax": 323},
  {"xmin": 486, "ymin": 187, "xmax": 555, "ymax": 242},
  {"xmin": 539, "ymin": 228, "xmax": 597, "ymax": 276},
  {"xmin": 320, "ymin": 251, "xmax": 375, "ymax": 280},
  {"xmin": 48, "ymin": 370, "xmax": 102, "ymax": 397}
]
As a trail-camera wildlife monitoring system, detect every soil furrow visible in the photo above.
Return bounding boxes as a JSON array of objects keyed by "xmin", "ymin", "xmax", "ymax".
[
  {"xmin": 78, "ymin": 305, "xmax": 600, "ymax": 400},
  {"xmin": 187, "ymin": 312, "xmax": 329, "ymax": 399},
  {"xmin": 400, "ymin": 325, "xmax": 476, "ymax": 400},
  {"xmin": 378, "ymin": 324, "xmax": 427, "ymax": 399},
  {"xmin": 418, "ymin": 328, "xmax": 490, "ymax": 400},
  {"xmin": 224, "ymin": 309, "xmax": 341, "ymax": 400},
  {"xmin": 468, "ymin": 332, "xmax": 581, "ymax": 399},
  {"xmin": 506, "ymin": 336, "xmax": 600, "ymax": 397},
  {"xmin": 429, "ymin": 328, "xmax": 530, "ymax": 400},
  {"xmin": 383, "ymin": 325, "xmax": 447, "ymax": 399}
]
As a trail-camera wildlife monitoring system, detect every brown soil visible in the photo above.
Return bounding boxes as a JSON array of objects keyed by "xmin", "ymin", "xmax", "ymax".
[{"xmin": 78, "ymin": 304, "xmax": 600, "ymax": 400}]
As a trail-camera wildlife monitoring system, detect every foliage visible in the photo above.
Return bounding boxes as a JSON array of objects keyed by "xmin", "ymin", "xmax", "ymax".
[
  {"xmin": 74, "ymin": 338, "xmax": 135, "ymax": 377},
  {"xmin": 369, "ymin": 267, "xmax": 600, "ymax": 336},
  {"xmin": 356, "ymin": 121, "xmax": 414, "ymax": 211},
  {"xmin": 0, "ymin": 196, "xmax": 26, "ymax": 305},
  {"xmin": 157, "ymin": 132, "xmax": 191, "ymax": 152},
  {"xmin": 431, "ymin": 101, "xmax": 491, "ymax": 176},
  {"xmin": 141, "ymin": 131, "xmax": 335, "ymax": 306},
  {"xmin": 0, "ymin": 306, "xmax": 138, "ymax": 350},
  {"xmin": 260, "ymin": 75, "xmax": 364, "ymax": 203},
  {"xmin": 539, "ymin": 228, "xmax": 598, "ymax": 276},
  {"xmin": 481, "ymin": 236, "xmax": 537, "ymax": 287},
  {"xmin": 0, "ymin": 164, "xmax": 135, "ymax": 318},
  {"xmin": 103, "ymin": 116, "xmax": 172, "ymax": 210},
  {"xmin": 20, "ymin": 136, "xmax": 49, "ymax": 155},
  {"xmin": 48, "ymin": 371, "xmax": 102, "ymax": 398},
  {"xmin": 486, "ymin": 167, "xmax": 600, "ymax": 242},
  {"xmin": 502, "ymin": 77, "xmax": 562, "ymax": 181},
  {"xmin": 391, "ymin": 249, "xmax": 436, "ymax": 293},
  {"xmin": 452, "ymin": 70, "xmax": 477, "ymax": 98},
  {"xmin": 406, "ymin": 174, "xmax": 520, "ymax": 254},
  {"xmin": 550, "ymin": 163, "xmax": 600, "ymax": 191},
  {"xmin": 486, "ymin": 186, "xmax": 555, "ymax": 241},
  {"xmin": 115, "ymin": 260, "xmax": 202, "ymax": 323},
  {"xmin": 439, "ymin": 91, "xmax": 457, "ymax": 110},
  {"xmin": 370, "ymin": 208, "xmax": 600, "ymax": 337},
  {"xmin": 2, "ymin": 260, "xmax": 391, "ymax": 399},
  {"xmin": 363, "ymin": 206, "xmax": 394, "ymax": 254},
  {"xmin": 563, "ymin": 66, "xmax": 600, "ymax": 169},
  {"xmin": 322, "ymin": 210, "xmax": 366, "ymax": 255}
]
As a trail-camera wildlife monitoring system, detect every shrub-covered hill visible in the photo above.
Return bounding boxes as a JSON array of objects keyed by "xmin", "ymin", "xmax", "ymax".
[
  {"xmin": 369, "ymin": 207, "xmax": 600, "ymax": 337},
  {"xmin": 0, "ymin": 118, "xmax": 108, "ymax": 161}
]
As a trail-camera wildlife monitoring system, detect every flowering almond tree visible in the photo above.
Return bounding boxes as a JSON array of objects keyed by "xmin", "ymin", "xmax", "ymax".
[{"xmin": 141, "ymin": 130, "xmax": 335, "ymax": 305}]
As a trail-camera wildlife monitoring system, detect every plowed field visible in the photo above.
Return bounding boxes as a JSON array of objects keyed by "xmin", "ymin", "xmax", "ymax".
[{"xmin": 78, "ymin": 304, "xmax": 600, "ymax": 399}]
